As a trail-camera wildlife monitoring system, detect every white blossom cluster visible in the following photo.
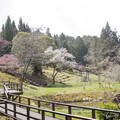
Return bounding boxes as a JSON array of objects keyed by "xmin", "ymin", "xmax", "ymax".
[{"xmin": 45, "ymin": 46, "xmax": 76, "ymax": 68}]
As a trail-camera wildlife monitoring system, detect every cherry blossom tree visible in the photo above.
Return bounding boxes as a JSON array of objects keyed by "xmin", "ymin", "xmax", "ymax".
[
  {"xmin": 45, "ymin": 46, "xmax": 76, "ymax": 84},
  {"xmin": 0, "ymin": 54, "xmax": 20, "ymax": 72}
]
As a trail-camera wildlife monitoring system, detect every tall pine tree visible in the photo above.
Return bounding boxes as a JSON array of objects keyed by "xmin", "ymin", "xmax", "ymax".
[
  {"xmin": 18, "ymin": 18, "xmax": 23, "ymax": 31},
  {"xmin": 11, "ymin": 21, "xmax": 18, "ymax": 38},
  {"xmin": 100, "ymin": 22, "xmax": 119, "ymax": 59},
  {"xmin": 4, "ymin": 16, "xmax": 13, "ymax": 41},
  {"xmin": 46, "ymin": 27, "xmax": 52, "ymax": 37}
]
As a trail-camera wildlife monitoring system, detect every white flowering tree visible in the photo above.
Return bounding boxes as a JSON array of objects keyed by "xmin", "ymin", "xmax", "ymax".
[{"xmin": 45, "ymin": 46, "xmax": 76, "ymax": 84}]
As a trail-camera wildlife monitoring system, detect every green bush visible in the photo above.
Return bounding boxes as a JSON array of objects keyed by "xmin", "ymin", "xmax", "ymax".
[{"xmin": 97, "ymin": 102, "xmax": 119, "ymax": 120}]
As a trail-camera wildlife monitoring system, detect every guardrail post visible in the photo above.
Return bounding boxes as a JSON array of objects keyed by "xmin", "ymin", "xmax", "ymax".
[
  {"xmin": 52, "ymin": 103, "xmax": 55, "ymax": 118},
  {"xmin": 14, "ymin": 103, "xmax": 16, "ymax": 117},
  {"xmin": 27, "ymin": 107, "xmax": 30, "ymax": 120},
  {"xmin": 92, "ymin": 109, "xmax": 96, "ymax": 118},
  {"xmin": 42, "ymin": 110, "xmax": 45, "ymax": 120},
  {"xmin": 38, "ymin": 100, "xmax": 40, "ymax": 113}
]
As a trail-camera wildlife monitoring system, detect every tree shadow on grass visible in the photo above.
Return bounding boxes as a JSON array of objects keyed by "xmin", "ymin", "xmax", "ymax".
[{"xmin": 47, "ymin": 83, "xmax": 72, "ymax": 88}]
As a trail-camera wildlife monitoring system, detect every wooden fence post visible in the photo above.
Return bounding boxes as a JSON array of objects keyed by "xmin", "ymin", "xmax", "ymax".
[
  {"xmin": 27, "ymin": 107, "xmax": 30, "ymax": 120},
  {"xmin": 66, "ymin": 116, "xmax": 71, "ymax": 120},
  {"xmin": 92, "ymin": 109, "xmax": 96, "ymax": 118},
  {"xmin": 5, "ymin": 101, "xmax": 7, "ymax": 114},
  {"xmin": 68, "ymin": 106, "xmax": 72, "ymax": 120},
  {"xmin": 42, "ymin": 110, "xmax": 45, "ymax": 120},
  {"xmin": 52, "ymin": 103, "xmax": 55, "ymax": 118},
  {"xmin": 28, "ymin": 98, "xmax": 30, "ymax": 105},
  {"xmin": 38, "ymin": 100, "xmax": 40, "ymax": 113},
  {"xmin": 19, "ymin": 97, "xmax": 21, "ymax": 107},
  {"xmin": 14, "ymin": 104, "xmax": 16, "ymax": 117},
  {"xmin": 68, "ymin": 106, "xmax": 71, "ymax": 114}
]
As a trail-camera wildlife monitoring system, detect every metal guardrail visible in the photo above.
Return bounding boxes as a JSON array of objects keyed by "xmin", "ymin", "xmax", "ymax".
[{"xmin": 9, "ymin": 93, "xmax": 120, "ymax": 119}]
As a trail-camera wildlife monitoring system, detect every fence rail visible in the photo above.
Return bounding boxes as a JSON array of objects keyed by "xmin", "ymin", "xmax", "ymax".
[
  {"xmin": 0, "ymin": 98, "xmax": 96, "ymax": 120},
  {"xmin": 9, "ymin": 93, "xmax": 120, "ymax": 119},
  {"xmin": 0, "ymin": 81, "xmax": 22, "ymax": 92}
]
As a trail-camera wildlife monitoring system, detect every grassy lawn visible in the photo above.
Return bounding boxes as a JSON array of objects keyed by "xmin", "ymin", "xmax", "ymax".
[
  {"xmin": 23, "ymin": 68, "xmax": 103, "ymax": 97},
  {"xmin": 0, "ymin": 70, "xmax": 120, "ymax": 119}
]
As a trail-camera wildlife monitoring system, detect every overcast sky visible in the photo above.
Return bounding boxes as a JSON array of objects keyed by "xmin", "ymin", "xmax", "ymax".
[{"xmin": 0, "ymin": 0, "xmax": 120, "ymax": 37}]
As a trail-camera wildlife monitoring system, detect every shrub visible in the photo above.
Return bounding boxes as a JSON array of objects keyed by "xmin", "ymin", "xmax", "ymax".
[{"xmin": 97, "ymin": 102, "xmax": 119, "ymax": 120}]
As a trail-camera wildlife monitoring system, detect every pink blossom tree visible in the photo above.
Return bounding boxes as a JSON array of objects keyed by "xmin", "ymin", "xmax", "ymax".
[
  {"xmin": 0, "ymin": 37, "xmax": 11, "ymax": 56},
  {"xmin": 0, "ymin": 54, "xmax": 20, "ymax": 72}
]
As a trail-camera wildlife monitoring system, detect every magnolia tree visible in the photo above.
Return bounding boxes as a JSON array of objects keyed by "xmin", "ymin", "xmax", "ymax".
[
  {"xmin": 12, "ymin": 32, "xmax": 56, "ymax": 82},
  {"xmin": 45, "ymin": 46, "xmax": 76, "ymax": 84}
]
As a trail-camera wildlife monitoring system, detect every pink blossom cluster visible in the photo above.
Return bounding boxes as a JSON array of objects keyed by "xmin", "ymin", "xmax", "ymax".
[
  {"xmin": 0, "ymin": 54, "xmax": 20, "ymax": 71},
  {"xmin": 0, "ymin": 37, "xmax": 11, "ymax": 46}
]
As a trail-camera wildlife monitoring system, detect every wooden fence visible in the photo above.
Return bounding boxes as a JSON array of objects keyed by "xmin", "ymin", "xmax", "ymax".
[
  {"xmin": 9, "ymin": 93, "xmax": 120, "ymax": 119},
  {"xmin": 0, "ymin": 98, "xmax": 96, "ymax": 120},
  {"xmin": 0, "ymin": 80, "xmax": 22, "ymax": 92}
]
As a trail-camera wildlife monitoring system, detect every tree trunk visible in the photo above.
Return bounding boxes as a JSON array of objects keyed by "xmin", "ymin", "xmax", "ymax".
[{"xmin": 52, "ymin": 67, "xmax": 58, "ymax": 84}]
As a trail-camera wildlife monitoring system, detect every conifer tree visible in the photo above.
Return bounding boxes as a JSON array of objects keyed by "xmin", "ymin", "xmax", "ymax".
[
  {"xmin": 18, "ymin": 18, "xmax": 23, "ymax": 31},
  {"xmin": 11, "ymin": 21, "xmax": 18, "ymax": 38},
  {"xmin": 100, "ymin": 22, "xmax": 119, "ymax": 59},
  {"xmin": 4, "ymin": 16, "xmax": 13, "ymax": 41},
  {"xmin": 25, "ymin": 24, "xmax": 31, "ymax": 32},
  {"xmin": 1, "ymin": 24, "xmax": 5, "ymax": 39},
  {"xmin": 71, "ymin": 36, "xmax": 87, "ymax": 63},
  {"xmin": 46, "ymin": 27, "xmax": 52, "ymax": 37}
]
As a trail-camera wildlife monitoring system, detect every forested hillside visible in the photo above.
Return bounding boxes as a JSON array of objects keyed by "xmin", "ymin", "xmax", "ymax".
[{"xmin": 0, "ymin": 16, "xmax": 120, "ymax": 86}]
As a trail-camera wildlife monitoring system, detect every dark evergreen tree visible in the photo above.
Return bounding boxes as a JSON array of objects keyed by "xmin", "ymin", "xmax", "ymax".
[
  {"xmin": 18, "ymin": 18, "xmax": 23, "ymax": 31},
  {"xmin": 11, "ymin": 21, "xmax": 18, "ymax": 38},
  {"xmin": 53, "ymin": 34, "xmax": 58, "ymax": 40},
  {"xmin": 70, "ymin": 36, "xmax": 88, "ymax": 63},
  {"xmin": 4, "ymin": 16, "xmax": 13, "ymax": 41},
  {"xmin": 100, "ymin": 22, "xmax": 119, "ymax": 59},
  {"xmin": 84, "ymin": 36, "xmax": 100, "ymax": 65},
  {"xmin": 18, "ymin": 18, "xmax": 31, "ymax": 32},
  {"xmin": 46, "ymin": 27, "xmax": 52, "ymax": 37},
  {"xmin": 25, "ymin": 24, "xmax": 31, "ymax": 32},
  {"xmin": 22, "ymin": 23, "xmax": 26, "ymax": 32},
  {"xmin": 1, "ymin": 25, "xmax": 5, "ymax": 39},
  {"xmin": 56, "ymin": 33, "xmax": 66, "ymax": 47}
]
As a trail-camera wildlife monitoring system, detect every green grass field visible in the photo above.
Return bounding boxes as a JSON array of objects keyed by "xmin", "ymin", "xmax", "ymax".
[{"xmin": 0, "ymin": 69, "xmax": 120, "ymax": 119}]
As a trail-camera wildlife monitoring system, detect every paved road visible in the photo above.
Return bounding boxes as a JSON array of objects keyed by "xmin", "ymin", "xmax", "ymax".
[{"xmin": 0, "ymin": 104, "xmax": 62, "ymax": 120}]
